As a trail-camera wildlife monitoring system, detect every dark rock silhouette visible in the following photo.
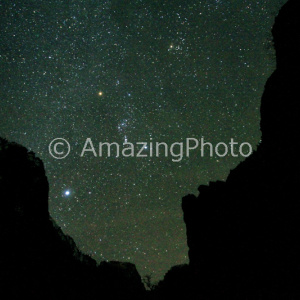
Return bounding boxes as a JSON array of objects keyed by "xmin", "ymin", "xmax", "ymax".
[
  {"xmin": 0, "ymin": 137, "xmax": 145, "ymax": 299},
  {"xmin": 175, "ymin": 0, "xmax": 300, "ymax": 298},
  {"xmin": 151, "ymin": 0, "xmax": 300, "ymax": 299}
]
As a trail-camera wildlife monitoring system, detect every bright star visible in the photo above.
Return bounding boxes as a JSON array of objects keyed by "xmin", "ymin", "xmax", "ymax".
[{"xmin": 65, "ymin": 190, "xmax": 70, "ymax": 196}]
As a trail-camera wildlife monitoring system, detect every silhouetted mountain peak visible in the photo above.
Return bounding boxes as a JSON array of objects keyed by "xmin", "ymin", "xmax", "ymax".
[
  {"xmin": 0, "ymin": 137, "xmax": 49, "ymax": 223},
  {"xmin": 180, "ymin": 0, "xmax": 300, "ymax": 298},
  {"xmin": 272, "ymin": 0, "xmax": 300, "ymax": 70},
  {"xmin": 0, "ymin": 137, "xmax": 145, "ymax": 299}
]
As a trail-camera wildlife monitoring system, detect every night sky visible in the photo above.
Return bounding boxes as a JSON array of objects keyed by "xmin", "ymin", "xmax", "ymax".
[{"xmin": 0, "ymin": 0, "xmax": 286, "ymax": 281}]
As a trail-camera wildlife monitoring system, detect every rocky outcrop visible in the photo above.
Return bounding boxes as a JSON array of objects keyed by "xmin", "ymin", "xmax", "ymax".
[
  {"xmin": 0, "ymin": 137, "xmax": 145, "ymax": 299},
  {"xmin": 181, "ymin": 0, "xmax": 300, "ymax": 298}
]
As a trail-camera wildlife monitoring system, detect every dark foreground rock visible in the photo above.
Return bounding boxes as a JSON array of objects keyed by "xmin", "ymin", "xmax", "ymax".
[
  {"xmin": 178, "ymin": 0, "xmax": 300, "ymax": 299},
  {"xmin": 151, "ymin": 0, "xmax": 300, "ymax": 299},
  {"xmin": 0, "ymin": 137, "xmax": 145, "ymax": 300}
]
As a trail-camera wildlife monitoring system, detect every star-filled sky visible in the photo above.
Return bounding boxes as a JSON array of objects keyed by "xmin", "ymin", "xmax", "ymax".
[{"xmin": 0, "ymin": 0, "xmax": 286, "ymax": 281}]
